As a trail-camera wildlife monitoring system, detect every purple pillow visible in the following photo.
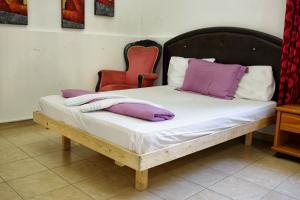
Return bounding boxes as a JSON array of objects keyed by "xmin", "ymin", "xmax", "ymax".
[
  {"xmin": 62, "ymin": 89, "xmax": 95, "ymax": 98},
  {"xmin": 180, "ymin": 59, "xmax": 248, "ymax": 99}
]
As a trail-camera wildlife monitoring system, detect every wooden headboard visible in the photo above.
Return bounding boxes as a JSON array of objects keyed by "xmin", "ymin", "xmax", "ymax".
[{"xmin": 163, "ymin": 27, "xmax": 282, "ymax": 101}]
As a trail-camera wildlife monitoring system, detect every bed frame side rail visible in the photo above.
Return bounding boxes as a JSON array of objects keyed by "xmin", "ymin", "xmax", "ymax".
[
  {"xmin": 33, "ymin": 111, "xmax": 274, "ymax": 191},
  {"xmin": 139, "ymin": 116, "xmax": 275, "ymax": 170},
  {"xmin": 33, "ymin": 111, "xmax": 141, "ymax": 170}
]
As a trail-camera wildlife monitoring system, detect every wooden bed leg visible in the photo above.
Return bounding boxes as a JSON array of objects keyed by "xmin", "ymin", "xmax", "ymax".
[
  {"xmin": 62, "ymin": 136, "xmax": 71, "ymax": 151},
  {"xmin": 245, "ymin": 132, "xmax": 253, "ymax": 146},
  {"xmin": 135, "ymin": 170, "xmax": 148, "ymax": 191},
  {"xmin": 115, "ymin": 161, "xmax": 125, "ymax": 167}
]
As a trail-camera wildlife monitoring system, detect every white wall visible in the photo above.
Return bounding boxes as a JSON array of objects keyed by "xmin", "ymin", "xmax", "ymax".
[
  {"xmin": 0, "ymin": 0, "xmax": 286, "ymax": 122},
  {"xmin": 141, "ymin": 0, "xmax": 286, "ymax": 88},
  {"xmin": 0, "ymin": 0, "xmax": 143, "ymax": 123},
  {"xmin": 141, "ymin": 0, "xmax": 286, "ymax": 39}
]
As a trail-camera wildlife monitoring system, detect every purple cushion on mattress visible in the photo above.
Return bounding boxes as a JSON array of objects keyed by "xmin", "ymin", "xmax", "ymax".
[
  {"xmin": 105, "ymin": 103, "xmax": 174, "ymax": 122},
  {"xmin": 62, "ymin": 89, "xmax": 95, "ymax": 98},
  {"xmin": 61, "ymin": 89, "xmax": 175, "ymax": 121},
  {"xmin": 180, "ymin": 59, "xmax": 248, "ymax": 99}
]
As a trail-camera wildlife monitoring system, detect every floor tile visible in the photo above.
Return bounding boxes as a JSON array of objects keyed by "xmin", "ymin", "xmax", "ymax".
[
  {"xmin": 234, "ymin": 163, "xmax": 292, "ymax": 189},
  {"xmin": 170, "ymin": 162, "xmax": 228, "ymax": 187},
  {"xmin": 30, "ymin": 185, "xmax": 94, "ymax": 200},
  {"xmin": 96, "ymin": 159, "xmax": 135, "ymax": 179},
  {"xmin": 0, "ymin": 126, "xmax": 19, "ymax": 136},
  {"xmin": 71, "ymin": 145, "xmax": 99, "ymax": 159},
  {"xmin": 2, "ymin": 124, "xmax": 298, "ymax": 200},
  {"xmin": 149, "ymin": 163, "xmax": 174, "ymax": 179},
  {"xmin": 219, "ymin": 143, "xmax": 267, "ymax": 162},
  {"xmin": 209, "ymin": 176, "xmax": 270, "ymax": 200},
  {"xmin": 0, "ymin": 182, "xmax": 22, "ymax": 200},
  {"xmin": 52, "ymin": 160, "xmax": 103, "ymax": 184},
  {"xmin": 34, "ymin": 150, "xmax": 84, "ymax": 168},
  {"xmin": 88, "ymin": 154, "xmax": 115, "ymax": 171},
  {"xmin": 190, "ymin": 142, "xmax": 263, "ymax": 175},
  {"xmin": 19, "ymin": 140, "xmax": 62, "ymax": 157},
  {"xmin": 0, "ymin": 158, "xmax": 47, "ymax": 181},
  {"xmin": 186, "ymin": 189, "xmax": 231, "ymax": 200},
  {"xmin": 109, "ymin": 188, "xmax": 162, "ymax": 200},
  {"xmin": 196, "ymin": 153, "xmax": 252, "ymax": 175},
  {"xmin": 74, "ymin": 170, "xmax": 133, "ymax": 200},
  {"xmin": 275, "ymin": 171, "xmax": 300, "ymax": 200},
  {"xmin": 8, "ymin": 170, "xmax": 68, "ymax": 199},
  {"xmin": 262, "ymin": 191, "xmax": 297, "ymax": 200},
  {"xmin": 1, "ymin": 126, "xmax": 48, "ymax": 146},
  {"xmin": 0, "ymin": 137, "xmax": 14, "ymax": 150},
  {"xmin": 38, "ymin": 128, "xmax": 62, "ymax": 142},
  {"xmin": 255, "ymin": 157, "xmax": 300, "ymax": 173},
  {"xmin": 0, "ymin": 146, "xmax": 29, "ymax": 165},
  {"xmin": 87, "ymin": 154, "xmax": 130, "ymax": 178},
  {"xmin": 148, "ymin": 174, "xmax": 204, "ymax": 200},
  {"xmin": 251, "ymin": 139, "xmax": 275, "ymax": 154}
]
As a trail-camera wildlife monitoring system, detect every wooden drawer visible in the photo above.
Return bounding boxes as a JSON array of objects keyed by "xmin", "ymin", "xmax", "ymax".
[{"xmin": 281, "ymin": 112, "xmax": 300, "ymax": 134}]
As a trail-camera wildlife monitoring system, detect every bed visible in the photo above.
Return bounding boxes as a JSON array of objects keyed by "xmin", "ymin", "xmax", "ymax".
[{"xmin": 33, "ymin": 27, "xmax": 282, "ymax": 191}]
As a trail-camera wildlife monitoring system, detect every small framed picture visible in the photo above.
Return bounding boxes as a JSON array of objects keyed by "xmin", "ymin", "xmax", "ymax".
[
  {"xmin": 62, "ymin": 0, "xmax": 85, "ymax": 29},
  {"xmin": 0, "ymin": 0, "xmax": 28, "ymax": 25},
  {"xmin": 95, "ymin": 0, "xmax": 114, "ymax": 17}
]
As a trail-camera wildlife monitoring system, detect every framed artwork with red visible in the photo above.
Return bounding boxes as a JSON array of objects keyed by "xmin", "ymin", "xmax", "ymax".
[
  {"xmin": 0, "ymin": 0, "xmax": 28, "ymax": 25},
  {"xmin": 95, "ymin": 0, "xmax": 114, "ymax": 17},
  {"xmin": 62, "ymin": 0, "xmax": 84, "ymax": 29}
]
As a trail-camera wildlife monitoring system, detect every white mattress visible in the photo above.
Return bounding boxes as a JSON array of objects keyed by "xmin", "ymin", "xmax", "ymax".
[{"xmin": 38, "ymin": 86, "xmax": 276, "ymax": 154}]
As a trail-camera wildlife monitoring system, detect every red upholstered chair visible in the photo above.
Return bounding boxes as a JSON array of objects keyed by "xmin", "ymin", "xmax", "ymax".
[{"xmin": 95, "ymin": 40, "xmax": 162, "ymax": 92}]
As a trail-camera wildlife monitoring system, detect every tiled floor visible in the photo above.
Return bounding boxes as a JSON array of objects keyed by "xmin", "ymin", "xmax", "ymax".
[{"xmin": 0, "ymin": 124, "xmax": 300, "ymax": 200}]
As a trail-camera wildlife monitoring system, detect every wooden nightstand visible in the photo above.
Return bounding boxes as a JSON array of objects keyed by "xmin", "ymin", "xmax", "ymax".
[{"xmin": 272, "ymin": 104, "xmax": 300, "ymax": 158}]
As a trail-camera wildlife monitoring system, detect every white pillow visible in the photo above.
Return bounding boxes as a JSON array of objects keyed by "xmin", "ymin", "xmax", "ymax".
[
  {"xmin": 234, "ymin": 65, "xmax": 275, "ymax": 101},
  {"xmin": 168, "ymin": 57, "xmax": 215, "ymax": 87}
]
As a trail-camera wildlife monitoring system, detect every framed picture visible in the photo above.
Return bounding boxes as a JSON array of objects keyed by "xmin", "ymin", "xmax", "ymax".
[
  {"xmin": 95, "ymin": 0, "xmax": 114, "ymax": 17},
  {"xmin": 0, "ymin": 0, "xmax": 28, "ymax": 25},
  {"xmin": 62, "ymin": 0, "xmax": 84, "ymax": 29}
]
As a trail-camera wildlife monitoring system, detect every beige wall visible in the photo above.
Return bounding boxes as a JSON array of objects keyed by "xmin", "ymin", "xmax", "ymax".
[
  {"xmin": 0, "ymin": 0, "xmax": 143, "ymax": 122},
  {"xmin": 141, "ymin": 0, "xmax": 286, "ymax": 39},
  {"xmin": 0, "ymin": 0, "xmax": 286, "ymax": 122}
]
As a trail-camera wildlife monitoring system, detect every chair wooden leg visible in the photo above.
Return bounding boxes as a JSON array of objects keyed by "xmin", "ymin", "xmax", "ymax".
[
  {"xmin": 62, "ymin": 136, "xmax": 71, "ymax": 151},
  {"xmin": 135, "ymin": 170, "xmax": 148, "ymax": 191},
  {"xmin": 245, "ymin": 132, "xmax": 253, "ymax": 146}
]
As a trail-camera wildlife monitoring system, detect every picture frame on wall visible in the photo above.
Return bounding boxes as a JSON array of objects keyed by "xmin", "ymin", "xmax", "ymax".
[
  {"xmin": 0, "ymin": 0, "xmax": 28, "ymax": 25},
  {"xmin": 62, "ymin": 0, "xmax": 85, "ymax": 29},
  {"xmin": 95, "ymin": 0, "xmax": 114, "ymax": 17}
]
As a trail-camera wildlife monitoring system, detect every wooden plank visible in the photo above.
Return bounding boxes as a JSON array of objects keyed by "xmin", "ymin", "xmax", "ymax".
[
  {"xmin": 33, "ymin": 112, "xmax": 141, "ymax": 170},
  {"xmin": 115, "ymin": 161, "xmax": 125, "ymax": 167},
  {"xmin": 280, "ymin": 113, "xmax": 300, "ymax": 134},
  {"xmin": 272, "ymin": 146, "xmax": 300, "ymax": 158},
  {"xmin": 273, "ymin": 111, "xmax": 282, "ymax": 147},
  {"xmin": 62, "ymin": 136, "xmax": 71, "ymax": 151},
  {"xmin": 245, "ymin": 132, "xmax": 253, "ymax": 146},
  {"xmin": 139, "ymin": 116, "xmax": 275, "ymax": 170},
  {"xmin": 276, "ymin": 105, "xmax": 300, "ymax": 115},
  {"xmin": 135, "ymin": 170, "xmax": 148, "ymax": 191},
  {"xmin": 280, "ymin": 125, "xmax": 300, "ymax": 135}
]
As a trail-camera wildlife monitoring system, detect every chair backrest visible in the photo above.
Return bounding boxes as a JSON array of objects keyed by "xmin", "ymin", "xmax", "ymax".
[{"xmin": 124, "ymin": 40, "xmax": 162, "ymax": 85}]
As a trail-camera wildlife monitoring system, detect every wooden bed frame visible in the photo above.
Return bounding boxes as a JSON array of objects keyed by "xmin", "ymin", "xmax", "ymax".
[
  {"xmin": 33, "ymin": 112, "xmax": 274, "ymax": 190},
  {"xmin": 33, "ymin": 27, "xmax": 282, "ymax": 191}
]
